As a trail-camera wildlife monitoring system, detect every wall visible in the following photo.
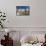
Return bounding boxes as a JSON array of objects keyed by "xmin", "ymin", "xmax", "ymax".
[
  {"xmin": 0, "ymin": 0, "xmax": 46, "ymax": 46},
  {"xmin": 0, "ymin": 0, "xmax": 46, "ymax": 27},
  {"xmin": 16, "ymin": 0, "xmax": 46, "ymax": 27}
]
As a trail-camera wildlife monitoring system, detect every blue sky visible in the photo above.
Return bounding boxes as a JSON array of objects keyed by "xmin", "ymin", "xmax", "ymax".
[{"xmin": 16, "ymin": 6, "xmax": 30, "ymax": 9}]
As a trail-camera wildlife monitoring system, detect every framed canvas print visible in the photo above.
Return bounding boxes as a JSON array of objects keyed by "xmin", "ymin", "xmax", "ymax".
[
  {"xmin": 16, "ymin": 6, "xmax": 30, "ymax": 16},
  {"xmin": 16, "ymin": 0, "xmax": 32, "ymax": 16}
]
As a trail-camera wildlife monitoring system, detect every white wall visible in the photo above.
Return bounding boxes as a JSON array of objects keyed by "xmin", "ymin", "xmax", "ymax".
[
  {"xmin": 0, "ymin": 0, "xmax": 46, "ymax": 27},
  {"xmin": 0, "ymin": 1, "xmax": 46, "ymax": 46},
  {"xmin": 16, "ymin": 0, "xmax": 46, "ymax": 27}
]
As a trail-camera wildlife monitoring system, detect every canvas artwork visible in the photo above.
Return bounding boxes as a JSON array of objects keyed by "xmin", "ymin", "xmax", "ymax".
[
  {"xmin": 16, "ymin": 6, "xmax": 30, "ymax": 16},
  {"xmin": 16, "ymin": 0, "xmax": 32, "ymax": 16}
]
